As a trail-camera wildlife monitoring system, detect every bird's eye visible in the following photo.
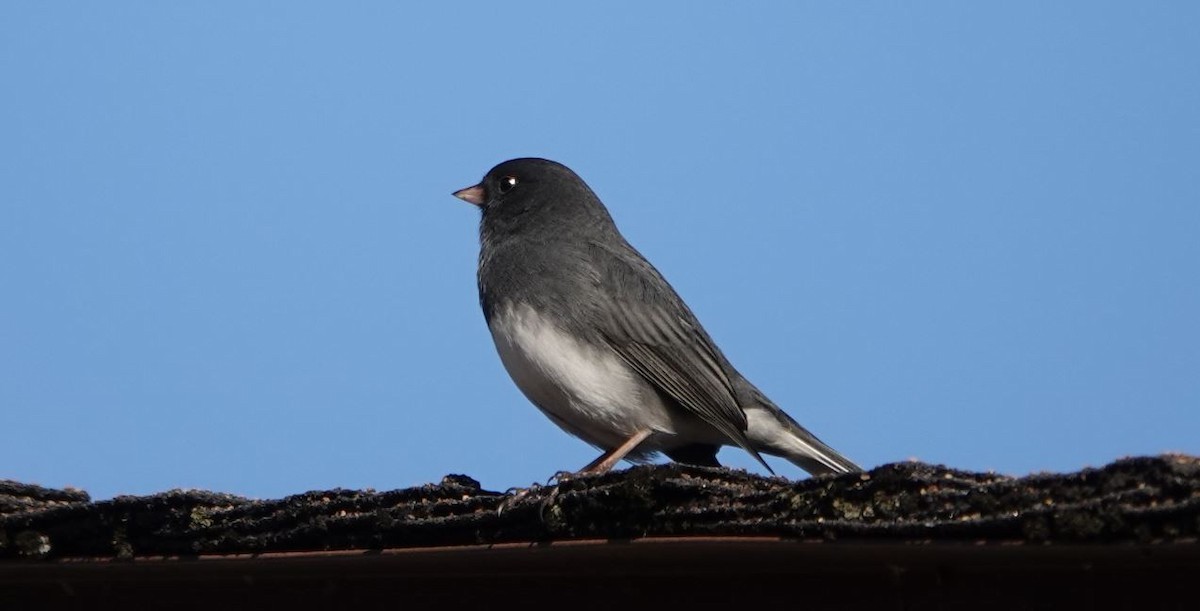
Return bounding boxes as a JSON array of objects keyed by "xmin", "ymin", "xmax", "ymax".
[{"xmin": 497, "ymin": 176, "xmax": 519, "ymax": 194}]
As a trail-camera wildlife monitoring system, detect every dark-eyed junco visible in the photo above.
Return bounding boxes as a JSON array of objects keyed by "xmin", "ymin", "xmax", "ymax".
[{"xmin": 454, "ymin": 158, "xmax": 861, "ymax": 476}]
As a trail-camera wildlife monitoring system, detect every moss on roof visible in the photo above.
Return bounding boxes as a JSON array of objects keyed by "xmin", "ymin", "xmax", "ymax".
[{"xmin": 3, "ymin": 454, "xmax": 1197, "ymax": 560}]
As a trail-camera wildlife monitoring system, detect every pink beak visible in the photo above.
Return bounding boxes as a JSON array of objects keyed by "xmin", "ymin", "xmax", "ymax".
[{"xmin": 453, "ymin": 184, "xmax": 486, "ymax": 206}]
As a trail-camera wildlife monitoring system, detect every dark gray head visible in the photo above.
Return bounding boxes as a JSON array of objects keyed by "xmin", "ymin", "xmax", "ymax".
[
  {"xmin": 454, "ymin": 158, "xmax": 630, "ymax": 320},
  {"xmin": 453, "ymin": 158, "xmax": 616, "ymax": 236}
]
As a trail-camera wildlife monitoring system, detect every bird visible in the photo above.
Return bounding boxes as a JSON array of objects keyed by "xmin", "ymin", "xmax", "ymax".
[{"xmin": 453, "ymin": 158, "xmax": 861, "ymax": 477}]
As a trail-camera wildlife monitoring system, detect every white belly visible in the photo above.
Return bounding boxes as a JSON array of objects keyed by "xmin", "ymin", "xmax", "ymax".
[{"xmin": 487, "ymin": 302, "xmax": 680, "ymax": 452}]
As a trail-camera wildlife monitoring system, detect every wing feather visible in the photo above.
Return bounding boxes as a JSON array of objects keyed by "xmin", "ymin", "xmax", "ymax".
[{"xmin": 587, "ymin": 242, "xmax": 770, "ymax": 470}]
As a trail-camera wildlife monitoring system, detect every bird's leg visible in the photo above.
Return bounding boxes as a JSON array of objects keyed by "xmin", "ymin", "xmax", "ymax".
[
  {"xmin": 512, "ymin": 430, "xmax": 654, "ymax": 522},
  {"xmin": 578, "ymin": 429, "xmax": 653, "ymax": 475},
  {"xmin": 501, "ymin": 430, "xmax": 654, "ymax": 515},
  {"xmin": 502, "ymin": 430, "xmax": 652, "ymax": 515}
]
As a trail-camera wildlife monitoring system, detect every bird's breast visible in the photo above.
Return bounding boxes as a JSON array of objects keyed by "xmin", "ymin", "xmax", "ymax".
[{"xmin": 487, "ymin": 302, "xmax": 677, "ymax": 449}]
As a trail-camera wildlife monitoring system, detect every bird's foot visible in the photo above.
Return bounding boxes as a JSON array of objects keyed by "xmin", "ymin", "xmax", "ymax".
[
  {"xmin": 497, "ymin": 468, "xmax": 613, "ymax": 516},
  {"xmin": 497, "ymin": 482, "xmax": 546, "ymax": 515},
  {"xmin": 547, "ymin": 470, "xmax": 583, "ymax": 485}
]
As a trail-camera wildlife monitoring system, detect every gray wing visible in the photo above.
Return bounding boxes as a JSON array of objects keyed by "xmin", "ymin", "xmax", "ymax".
[{"xmin": 587, "ymin": 242, "xmax": 772, "ymax": 471}]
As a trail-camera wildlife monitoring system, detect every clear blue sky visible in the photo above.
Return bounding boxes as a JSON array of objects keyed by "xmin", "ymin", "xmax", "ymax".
[{"xmin": 3, "ymin": 3, "xmax": 1197, "ymax": 500}]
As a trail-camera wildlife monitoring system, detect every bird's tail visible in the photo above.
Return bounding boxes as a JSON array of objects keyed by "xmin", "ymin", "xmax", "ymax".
[
  {"xmin": 743, "ymin": 394, "xmax": 862, "ymax": 476},
  {"xmin": 773, "ymin": 415, "xmax": 862, "ymax": 475}
]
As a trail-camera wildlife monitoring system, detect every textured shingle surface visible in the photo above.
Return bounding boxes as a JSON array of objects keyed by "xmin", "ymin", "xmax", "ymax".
[{"xmin": 3, "ymin": 454, "xmax": 1197, "ymax": 560}]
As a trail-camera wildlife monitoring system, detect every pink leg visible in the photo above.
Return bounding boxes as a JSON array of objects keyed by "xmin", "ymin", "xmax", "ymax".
[{"xmin": 578, "ymin": 430, "xmax": 653, "ymax": 474}]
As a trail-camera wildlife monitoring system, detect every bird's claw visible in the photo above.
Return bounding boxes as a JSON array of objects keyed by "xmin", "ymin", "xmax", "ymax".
[
  {"xmin": 497, "ymin": 469, "xmax": 604, "ymax": 517},
  {"xmin": 497, "ymin": 482, "xmax": 544, "ymax": 515},
  {"xmin": 547, "ymin": 470, "xmax": 579, "ymax": 486}
]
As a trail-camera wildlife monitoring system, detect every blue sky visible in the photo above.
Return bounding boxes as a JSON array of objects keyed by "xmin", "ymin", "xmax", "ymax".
[{"xmin": 2, "ymin": 3, "xmax": 1197, "ymax": 500}]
